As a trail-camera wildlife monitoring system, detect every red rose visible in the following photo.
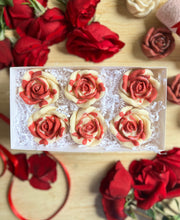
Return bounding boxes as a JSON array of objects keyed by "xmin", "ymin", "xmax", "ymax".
[
  {"xmin": 142, "ymin": 27, "xmax": 175, "ymax": 59},
  {"xmin": 28, "ymin": 153, "xmax": 57, "ymax": 190},
  {"xmin": 13, "ymin": 36, "xmax": 50, "ymax": 66},
  {"xmin": 129, "ymin": 159, "xmax": 177, "ymax": 210},
  {"xmin": 66, "ymin": 22, "xmax": 125, "ymax": 63},
  {"xmin": 155, "ymin": 147, "xmax": 180, "ymax": 198},
  {"xmin": 100, "ymin": 162, "xmax": 131, "ymax": 220},
  {"xmin": 167, "ymin": 74, "xmax": 180, "ymax": 105},
  {"xmin": 17, "ymin": 8, "xmax": 68, "ymax": 46},
  {"xmin": 172, "ymin": 22, "xmax": 180, "ymax": 36},
  {"xmin": 3, "ymin": 0, "xmax": 47, "ymax": 29},
  {"xmin": 65, "ymin": 0, "xmax": 100, "ymax": 28},
  {"xmin": 0, "ymin": 38, "xmax": 14, "ymax": 70}
]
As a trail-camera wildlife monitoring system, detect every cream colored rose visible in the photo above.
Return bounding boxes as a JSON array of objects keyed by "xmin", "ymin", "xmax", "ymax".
[
  {"xmin": 64, "ymin": 70, "xmax": 105, "ymax": 108},
  {"xmin": 119, "ymin": 69, "xmax": 160, "ymax": 107},
  {"xmin": 28, "ymin": 106, "xmax": 68, "ymax": 145},
  {"xmin": 126, "ymin": 0, "xmax": 160, "ymax": 17},
  {"xmin": 110, "ymin": 106, "xmax": 151, "ymax": 148},
  {"xmin": 70, "ymin": 107, "xmax": 106, "ymax": 146},
  {"xmin": 19, "ymin": 69, "xmax": 60, "ymax": 108}
]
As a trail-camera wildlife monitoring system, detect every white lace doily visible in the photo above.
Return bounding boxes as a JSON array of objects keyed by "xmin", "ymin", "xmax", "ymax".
[{"xmin": 10, "ymin": 66, "xmax": 167, "ymax": 152}]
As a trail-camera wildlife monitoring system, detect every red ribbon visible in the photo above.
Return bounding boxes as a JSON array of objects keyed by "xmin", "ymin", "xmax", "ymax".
[{"xmin": 0, "ymin": 113, "xmax": 71, "ymax": 220}]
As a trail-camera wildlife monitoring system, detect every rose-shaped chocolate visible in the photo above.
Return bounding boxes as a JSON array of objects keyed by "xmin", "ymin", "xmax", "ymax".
[
  {"xmin": 126, "ymin": 0, "xmax": 159, "ymax": 17},
  {"xmin": 142, "ymin": 27, "xmax": 175, "ymax": 59},
  {"xmin": 119, "ymin": 69, "xmax": 160, "ymax": 107},
  {"xmin": 110, "ymin": 106, "xmax": 151, "ymax": 148},
  {"xmin": 100, "ymin": 161, "xmax": 132, "ymax": 220},
  {"xmin": 19, "ymin": 69, "xmax": 59, "ymax": 108},
  {"xmin": 0, "ymin": 38, "xmax": 14, "ymax": 70},
  {"xmin": 64, "ymin": 70, "xmax": 105, "ymax": 108},
  {"xmin": 17, "ymin": 8, "xmax": 68, "ymax": 46},
  {"xmin": 129, "ymin": 159, "xmax": 177, "ymax": 209},
  {"xmin": 66, "ymin": 22, "xmax": 125, "ymax": 63},
  {"xmin": 13, "ymin": 36, "xmax": 50, "ymax": 66},
  {"xmin": 28, "ymin": 153, "xmax": 57, "ymax": 190},
  {"xmin": 28, "ymin": 106, "xmax": 68, "ymax": 145},
  {"xmin": 65, "ymin": 0, "xmax": 100, "ymax": 28},
  {"xmin": 70, "ymin": 107, "xmax": 106, "ymax": 146},
  {"xmin": 167, "ymin": 74, "xmax": 180, "ymax": 104}
]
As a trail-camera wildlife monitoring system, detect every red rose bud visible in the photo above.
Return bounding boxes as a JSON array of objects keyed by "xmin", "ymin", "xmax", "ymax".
[
  {"xmin": 3, "ymin": 0, "xmax": 47, "ymax": 29},
  {"xmin": 17, "ymin": 8, "xmax": 68, "ymax": 46},
  {"xmin": 66, "ymin": 22, "xmax": 125, "ymax": 63},
  {"xmin": 0, "ymin": 38, "xmax": 14, "ymax": 70},
  {"xmin": 167, "ymin": 74, "xmax": 180, "ymax": 105},
  {"xmin": 65, "ymin": 0, "xmax": 100, "ymax": 28},
  {"xmin": 142, "ymin": 27, "xmax": 175, "ymax": 60},
  {"xmin": 129, "ymin": 159, "xmax": 177, "ymax": 210},
  {"xmin": 13, "ymin": 36, "xmax": 50, "ymax": 66}
]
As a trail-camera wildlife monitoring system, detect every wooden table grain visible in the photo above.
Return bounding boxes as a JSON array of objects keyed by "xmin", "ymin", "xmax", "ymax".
[{"xmin": 0, "ymin": 0, "xmax": 180, "ymax": 219}]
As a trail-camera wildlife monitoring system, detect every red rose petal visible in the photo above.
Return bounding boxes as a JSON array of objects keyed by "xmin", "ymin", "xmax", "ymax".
[
  {"xmin": 40, "ymin": 168, "xmax": 57, "ymax": 183},
  {"xmin": 102, "ymin": 197, "xmax": 127, "ymax": 220},
  {"xmin": 8, "ymin": 154, "xmax": 29, "ymax": 181},
  {"xmin": 29, "ymin": 176, "xmax": 51, "ymax": 190}
]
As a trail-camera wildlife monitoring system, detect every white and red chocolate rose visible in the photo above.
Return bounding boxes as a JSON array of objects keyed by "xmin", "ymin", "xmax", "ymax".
[
  {"xmin": 110, "ymin": 106, "xmax": 151, "ymax": 148},
  {"xmin": 119, "ymin": 69, "xmax": 160, "ymax": 107},
  {"xmin": 70, "ymin": 107, "xmax": 106, "ymax": 146},
  {"xmin": 19, "ymin": 69, "xmax": 59, "ymax": 108},
  {"xmin": 64, "ymin": 70, "xmax": 105, "ymax": 108},
  {"xmin": 28, "ymin": 106, "xmax": 68, "ymax": 145}
]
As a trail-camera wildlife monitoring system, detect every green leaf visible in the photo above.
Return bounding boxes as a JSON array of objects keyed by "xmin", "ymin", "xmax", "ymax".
[
  {"xmin": 145, "ymin": 209, "xmax": 156, "ymax": 220},
  {"xmin": 173, "ymin": 215, "xmax": 180, "ymax": 220},
  {"xmin": 162, "ymin": 217, "xmax": 170, "ymax": 220},
  {"xmin": 5, "ymin": 0, "xmax": 13, "ymax": 6},
  {"xmin": 156, "ymin": 202, "xmax": 164, "ymax": 211}
]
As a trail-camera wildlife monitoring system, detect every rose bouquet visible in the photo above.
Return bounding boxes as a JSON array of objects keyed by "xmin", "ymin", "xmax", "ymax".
[{"xmin": 100, "ymin": 147, "xmax": 180, "ymax": 220}]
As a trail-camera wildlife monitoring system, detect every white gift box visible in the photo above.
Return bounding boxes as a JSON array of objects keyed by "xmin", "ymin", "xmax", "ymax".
[{"xmin": 10, "ymin": 66, "xmax": 167, "ymax": 152}]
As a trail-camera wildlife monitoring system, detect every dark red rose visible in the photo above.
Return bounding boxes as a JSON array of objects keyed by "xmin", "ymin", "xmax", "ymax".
[
  {"xmin": 66, "ymin": 22, "xmax": 125, "ymax": 63},
  {"xmin": 3, "ymin": 0, "xmax": 47, "ymax": 29},
  {"xmin": 17, "ymin": 8, "xmax": 68, "ymax": 46},
  {"xmin": 65, "ymin": 0, "xmax": 100, "ymax": 28},
  {"xmin": 28, "ymin": 153, "xmax": 57, "ymax": 190},
  {"xmin": 100, "ymin": 161, "xmax": 131, "ymax": 220},
  {"xmin": 167, "ymin": 74, "xmax": 180, "ymax": 105},
  {"xmin": 155, "ymin": 147, "xmax": 180, "ymax": 198},
  {"xmin": 102, "ymin": 198, "xmax": 127, "ymax": 220},
  {"xmin": 142, "ymin": 27, "xmax": 175, "ymax": 59},
  {"xmin": 13, "ymin": 36, "xmax": 50, "ymax": 66},
  {"xmin": 100, "ymin": 161, "xmax": 132, "ymax": 200},
  {"xmin": 129, "ymin": 159, "xmax": 177, "ymax": 210},
  {"xmin": 0, "ymin": 38, "xmax": 14, "ymax": 70},
  {"xmin": 8, "ymin": 153, "xmax": 29, "ymax": 181}
]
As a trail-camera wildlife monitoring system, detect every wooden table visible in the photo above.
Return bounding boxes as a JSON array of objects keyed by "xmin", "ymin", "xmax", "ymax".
[{"xmin": 0, "ymin": 0, "xmax": 180, "ymax": 219}]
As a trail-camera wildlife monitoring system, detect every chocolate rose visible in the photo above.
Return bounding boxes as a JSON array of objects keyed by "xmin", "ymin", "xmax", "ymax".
[
  {"xmin": 65, "ymin": 70, "xmax": 105, "ymax": 108},
  {"xmin": 19, "ymin": 69, "xmax": 59, "ymax": 108},
  {"xmin": 17, "ymin": 8, "xmax": 68, "ymax": 46},
  {"xmin": 100, "ymin": 161, "xmax": 132, "ymax": 220},
  {"xmin": 142, "ymin": 27, "xmax": 175, "ymax": 59},
  {"xmin": 65, "ymin": 0, "xmax": 100, "ymax": 28},
  {"xmin": 28, "ymin": 106, "xmax": 68, "ymax": 145},
  {"xmin": 119, "ymin": 69, "xmax": 160, "ymax": 107},
  {"xmin": 13, "ymin": 36, "xmax": 50, "ymax": 66},
  {"xmin": 126, "ymin": 0, "xmax": 159, "ymax": 17},
  {"xmin": 167, "ymin": 74, "xmax": 180, "ymax": 104},
  {"xmin": 0, "ymin": 38, "xmax": 14, "ymax": 70},
  {"xmin": 70, "ymin": 107, "xmax": 106, "ymax": 146},
  {"xmin": 110, "ymin": 106, "xmax": 151, "ymax": 148},
  {"xmin": 66, "ymin": 22, "xmax": 125, "ymax": 63},
  {"xmin": 129, "ymin": 159, "xmax": 178, "ymax": 210}
]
